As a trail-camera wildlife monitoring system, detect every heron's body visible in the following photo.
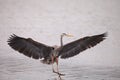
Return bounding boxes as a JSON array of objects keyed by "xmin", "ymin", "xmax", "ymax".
[
  {"xmin": 7, "ymin": 33, "xmax": 107, "ymax": 77},
  {"xmin": 41, "ymin": 45, "xmax": 60, "ymax": 64}
]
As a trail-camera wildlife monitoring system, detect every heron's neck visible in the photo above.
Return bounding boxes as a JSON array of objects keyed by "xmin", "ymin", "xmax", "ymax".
[{"xmin": 60, "ymin": 35, "xmax": 63, "ymax": 47}]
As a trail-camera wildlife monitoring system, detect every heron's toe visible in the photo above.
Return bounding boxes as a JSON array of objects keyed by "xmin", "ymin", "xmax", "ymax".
[{"xmin": 58, "ymin": 73, "xmax": 65, "ymax": 76}]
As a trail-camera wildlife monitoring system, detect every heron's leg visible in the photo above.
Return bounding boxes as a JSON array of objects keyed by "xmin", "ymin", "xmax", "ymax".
[
  {"xmin": 52, "ymin": 57, "xmax": 65, "ymax": 79},
  {"xmin": 51, "ymin": 56, "xmax": 58, "ymax": 73},
  {"xmin": 52, "ymin": 57, "xmax": 59, "ymax": 74},
  {"xmin": 56, "ymin": 58, "xmax": 65, "ymax": 76},
  {"xmin": 52, "ymin": 58, "xmax": 62, "ymax": 79},
  {"xmin": 52, "ymin": 56, "xmax": 56, "ymax": 73},
  {"xmin": 56, "ymin": 58, "xmax": 58, "ymax": 70}
]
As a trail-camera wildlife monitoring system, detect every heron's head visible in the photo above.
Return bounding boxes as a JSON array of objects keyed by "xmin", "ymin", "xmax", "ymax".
[{"xmin": 61, "ymin": 33, "xmax": 73, "ymax": 37}]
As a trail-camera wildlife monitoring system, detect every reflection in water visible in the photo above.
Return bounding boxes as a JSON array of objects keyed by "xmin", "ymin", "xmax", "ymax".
[{"xmin": 0, "ymin": 56, "xmax": 120, "ymax": 80}]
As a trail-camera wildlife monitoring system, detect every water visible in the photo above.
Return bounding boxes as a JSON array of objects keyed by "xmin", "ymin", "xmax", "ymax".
[
  {"xmin": 0, "ymin": 53, "xmax": 120, "ymax": 80},
  {"xmin": 0, "ymin": 0, "xmax": 120, "ymax": 79}
]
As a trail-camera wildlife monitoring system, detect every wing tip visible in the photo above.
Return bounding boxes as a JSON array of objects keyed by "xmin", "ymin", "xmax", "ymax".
[
  {"xmin": 103, "ymin": 32, "xmax": 108, "ymax": 37},
  {"xmin": 99, "ymin": 32, "xmax": 107, "ymax": 40},
  {"xmin": 7, "ymin": 34, "xmax": 18, "ymax": 45}
]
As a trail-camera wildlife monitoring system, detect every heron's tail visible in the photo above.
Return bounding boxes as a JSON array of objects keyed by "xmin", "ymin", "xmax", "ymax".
[{"xmin": 40, "ymin": 59, "xmax": 53, "ymax": 65}]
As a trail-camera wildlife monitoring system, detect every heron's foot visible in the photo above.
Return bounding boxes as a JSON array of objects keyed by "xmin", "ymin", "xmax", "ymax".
[
  {"xmin": 53, "ymin": 70, "xmax": 65, "ymax": 76},
  {"xmin": 58, "ymin": 73, "xmax": 65, "ymax": 76}
]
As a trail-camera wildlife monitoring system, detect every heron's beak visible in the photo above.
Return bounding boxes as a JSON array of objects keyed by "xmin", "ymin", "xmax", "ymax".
[{"xmin": 66, "ymin": 34, "xmax": 74, "ymax": 37}]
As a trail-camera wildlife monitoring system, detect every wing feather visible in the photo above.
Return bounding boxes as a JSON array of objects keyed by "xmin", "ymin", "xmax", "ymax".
[
  {"xmin": 7, "ymin": 34, "xmax": 54, "ymax": 59},
  {"xmin": 59, "ymin": 33, "xmax": 107, "ymax": 59}
]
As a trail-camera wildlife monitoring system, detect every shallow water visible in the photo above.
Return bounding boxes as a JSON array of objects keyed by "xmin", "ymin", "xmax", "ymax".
[{"xmin": 0, "ymin": 53, "xmax": 120, "ymax": 80}]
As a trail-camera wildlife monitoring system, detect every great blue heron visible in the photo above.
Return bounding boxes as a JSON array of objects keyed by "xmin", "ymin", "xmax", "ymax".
[{"xmin": 7, "ymin": 33, "xmax": 107, "ymax": 77}]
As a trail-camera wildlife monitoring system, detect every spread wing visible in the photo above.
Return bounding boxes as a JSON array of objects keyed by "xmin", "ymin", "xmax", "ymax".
[
  {"xmin": 7, "ymin": 34, "xmax": 54, "ymax": 59},
  {"xmin": 59, "ymin": 33, "xmax": 107, "ymax": 59}
]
